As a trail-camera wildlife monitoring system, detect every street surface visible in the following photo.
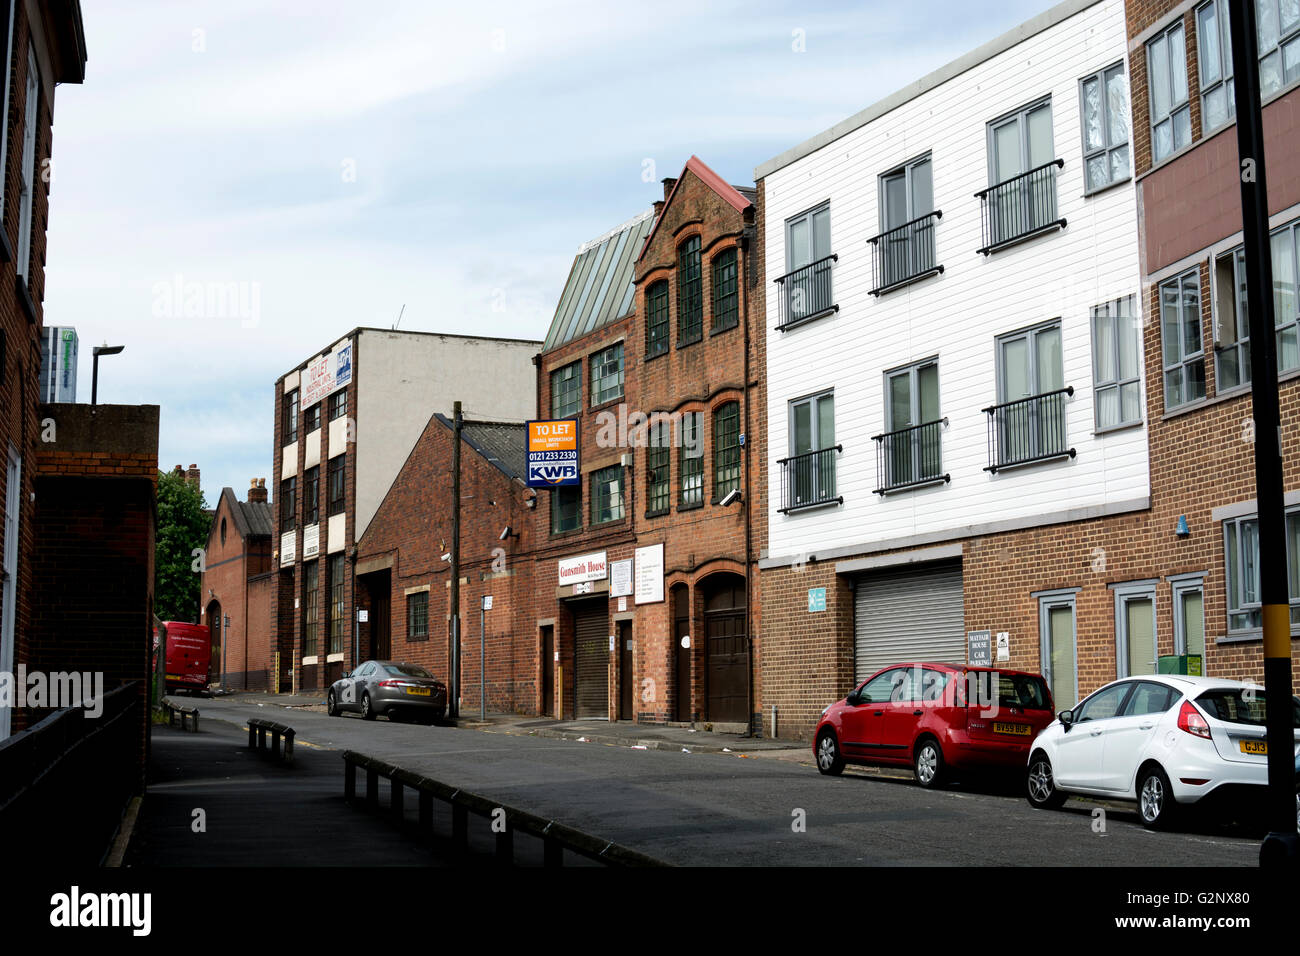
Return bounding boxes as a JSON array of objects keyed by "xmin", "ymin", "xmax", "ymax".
[{"xmin": 196, "ymin": 697, "xmax": 1260, "ymax": 866}]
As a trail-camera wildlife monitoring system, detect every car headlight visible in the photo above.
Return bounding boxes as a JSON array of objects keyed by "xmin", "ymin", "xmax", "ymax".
[{"xmin": 821, "ymin": 706, "xmax": 830, "ymax": 716}]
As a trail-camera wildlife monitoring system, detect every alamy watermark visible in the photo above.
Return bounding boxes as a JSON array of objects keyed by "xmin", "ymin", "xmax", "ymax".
[
  {"xmin": 593, "ymin": 404, "xmax": 703, "ymax": 456},
  {"xmin": 0, "ymin": 667, "xmax": 105, "ymax": 717},
  {"xmin": 151, "ymin": 274, "xmax": 261, "ymax": 328}
]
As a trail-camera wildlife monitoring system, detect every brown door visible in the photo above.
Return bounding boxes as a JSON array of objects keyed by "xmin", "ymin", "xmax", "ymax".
[
  {"xmin": 541, "ymin": 625, "xmax": 555, "ymax": 717},
  {"xmin": 372, "ymin": 574, "xmax": 390, "ymax": 660},
  {"xmin": 704, "ymin": 575, "xmax": 749, "ymax": 724},
  {"xmin": 618, "ymin": 620, "xmax": 634, "ymax": 720},
  {"xmin": 673, "ymin": 586, "xmax": 691, "ymax": 722},
  {"xmin": 573, "ymin": 601, "xmax": 609, "ymax": 719}
]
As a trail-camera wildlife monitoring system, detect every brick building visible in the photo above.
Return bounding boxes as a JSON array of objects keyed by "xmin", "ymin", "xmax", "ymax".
[
  {"xmin": 26, "ymin": 404, "xmax": 157, "ymax": 746},
  {"xmin": 529, "ymin": 156, "xmax": 766, "ymax": 729},
  {"xmin": 1122, "ymin": 0, "xmax": 1300, "ymax": 681},
  {"xmin": 0, "ymin": 0, "xmax": 88, "ymax": 741},
  {"xmin": 354, "ymin": 416, "xmax": 536, "ymax": 714},
  {"xmin": 270, "ymin": 328, "xmax": 538, "ymax": 694},
  {"xmin": 201, "ymin": 479, "xmax": 273, "ymax": 691}
]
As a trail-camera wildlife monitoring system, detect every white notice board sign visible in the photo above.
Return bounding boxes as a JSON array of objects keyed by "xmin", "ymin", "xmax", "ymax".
[
  {"xmin": 634, "ymin": 543, "xmax": 664, "ymax": 605},
  {"xmin": 610, "ymin": 559, "xmax": 633, "ymax": 598}
]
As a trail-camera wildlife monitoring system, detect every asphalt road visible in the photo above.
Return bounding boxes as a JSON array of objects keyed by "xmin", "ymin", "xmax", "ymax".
[{"xmin": 198, "ymin": 697, "xmax": 1261, "ymax": 867}]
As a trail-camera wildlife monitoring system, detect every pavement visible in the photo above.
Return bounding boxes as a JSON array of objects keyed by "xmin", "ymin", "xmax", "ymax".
[
  {"xmin": 124, "ymin": 719, "xmax": 446, "ymax": 866},
  {"xmin": 214, "ymin": 690, "xmax": 803, "ymax": 754}
]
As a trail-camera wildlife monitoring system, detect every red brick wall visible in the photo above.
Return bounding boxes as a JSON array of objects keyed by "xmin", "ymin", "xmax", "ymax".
[
  {"xmin": 200, "ymin": 489, "xmax": 273, "ymax": 691},
  {"xmin": 356, "ymin": 414, "xmax": 537, "ymax": 713}
]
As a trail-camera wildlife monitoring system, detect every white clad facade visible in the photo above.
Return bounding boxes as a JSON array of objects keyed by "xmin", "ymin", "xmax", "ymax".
[{"xmin": 759, "ymin": 0, "xmax": 1147, "ymax": 567}]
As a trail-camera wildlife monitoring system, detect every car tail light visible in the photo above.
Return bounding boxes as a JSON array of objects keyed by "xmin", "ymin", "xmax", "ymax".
[
  {"xmin": 379, "ymin": 679, "xmax": 403, "ymax": 688},
  {"xmin": 1177, "ymin": 700, "xmax": 1211, "ymax": 739}
]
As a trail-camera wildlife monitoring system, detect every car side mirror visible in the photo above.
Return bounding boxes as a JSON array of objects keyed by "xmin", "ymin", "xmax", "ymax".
[
  {"xmin": 1058, "ymin": 709, "xmax": 1073, "ymax": 730},
  {"xmin": 845, "ymin": 690, "xmax": 858, "ymax": 706},
  {"xmin": 341, "ymin": 671, "xmax": 351, "ymax": 679}
]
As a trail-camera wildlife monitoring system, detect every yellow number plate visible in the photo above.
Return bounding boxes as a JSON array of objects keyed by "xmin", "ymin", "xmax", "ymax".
[
  {"xmin": 993, "ymin": 722, "xmax": 1032, "ymax": 736},
  {"xmin": 405, "ymin": 687, "xmax": 431, "ymax": 697},
  {"xmin": 1239, "ymin": 739, "xmax": 1267, "ymax": 755}
]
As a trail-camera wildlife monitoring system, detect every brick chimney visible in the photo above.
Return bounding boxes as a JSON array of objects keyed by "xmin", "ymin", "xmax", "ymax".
[
  {"xmin": 661, "ymin": 177, "xmax": 676, "ymax": 200},
  {"xmin": 247, "ymin": 477, "xmax": 268, "ymax": 504},
  {"xmin": 185, "ymin": 464, "xmax": 200, "ymax": 489}
]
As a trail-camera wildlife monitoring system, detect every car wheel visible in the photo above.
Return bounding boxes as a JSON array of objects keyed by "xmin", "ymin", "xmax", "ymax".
[
  {"xmin": 326, "ymin": 689, "xmax": 338, "ymax": 717},
  {"xmin": 361, "ymin": 692, "xmax": 376, "ymax": 721},
  {"xmin": 1137, "ymin": 765, "xmax": 1177, "ymax": 830},
  {"xmin": 815, "ymin": 730, "xmax": 844, "ymax": 776},
  {"xmin": 1026, "ymin": 752, "xmax": 1067, "ymax": 810},
  {"xmin": 913, "ymin": 737, "xmax": 946, "ymax": 789}
]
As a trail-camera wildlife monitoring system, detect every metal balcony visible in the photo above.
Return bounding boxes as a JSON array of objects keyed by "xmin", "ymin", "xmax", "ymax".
[
  {"xmin": 868, "ymin": 212, "xmax": 943, "ymax": 295},
  {"xmin": 872, "ymin": 418, "xmax": 949, "ymax": 493},
  {"xmin": 975, "ymin": 160, "xmax": 1066, "ymax": 255},
  {"xmin": 774, "ymin": 254, "xmax": 838, "ymax": 331},
  {"xmin": 777, "ymin": 445, "xmax": 842, "ymax": 512},
  {"xmin": 982, "ymin": 387, "xmax": 1076, "ymax": 473}
]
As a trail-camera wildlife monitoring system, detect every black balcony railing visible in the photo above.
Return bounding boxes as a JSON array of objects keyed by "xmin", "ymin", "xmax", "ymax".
[
  {"xmin": 975, "ymin": 159, "xmax": 1066, "ymax": 255},
  {"xmin": 872, "ymin": 418, "xmax": 949, "ymax": 493},
  {"xmin": 778, "ymin": 445, "xmax": 842, "ymax": 512},
  {"xmin": 868, "ymin": 212, "xmax": 943, "ymax": 294},
  {"xmin": 774, "ymin": 254, "xmax": 838, "ymax": 330},
  {"xmin": 982, "ymin": 387, "xmax": 1076, "ymax": 473}
]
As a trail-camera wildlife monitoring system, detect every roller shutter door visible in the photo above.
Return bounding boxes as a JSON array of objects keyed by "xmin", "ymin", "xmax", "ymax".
[
  {"xmin": 573, "ymin": 601, "xmax": 609, "ymax": 718},
  {"xmin": 854, "ymin": 561, "xmax": 964, "ymax": 682}
]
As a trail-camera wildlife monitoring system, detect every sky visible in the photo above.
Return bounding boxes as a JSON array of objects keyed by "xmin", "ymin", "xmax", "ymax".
[{"xmin": 43, "ymin": 0, "xmax": 1050, "ymax": 503}]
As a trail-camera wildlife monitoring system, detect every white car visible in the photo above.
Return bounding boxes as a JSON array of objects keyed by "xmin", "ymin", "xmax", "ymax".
[{"xmin": 1025, "ymin": 675, "xmax": 1300, "ymax": 829}]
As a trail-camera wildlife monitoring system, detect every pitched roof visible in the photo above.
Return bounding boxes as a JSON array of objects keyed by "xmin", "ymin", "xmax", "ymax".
[
  {"xmin": 637, "ymin": 156, "xmax": 753, "ymax": 263},
  {"xmin": 541, "ymin": 208, "xmax": 655, "ymax": 353},
  {"xmin": 433, "ymin": 416, "xmax": 528, "ymax": 483},
  {"xmin": 216, "ymin": 487, "xmax": 274, "ymax": 541}
]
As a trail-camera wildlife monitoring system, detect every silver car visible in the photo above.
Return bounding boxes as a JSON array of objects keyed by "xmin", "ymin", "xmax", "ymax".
[{"xmin": 327, "ymin": 660, "xmax": 447, "ymax": 724}]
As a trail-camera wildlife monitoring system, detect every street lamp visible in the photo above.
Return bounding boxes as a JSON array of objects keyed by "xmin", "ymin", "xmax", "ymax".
[{"xmin": 91, "ymin": 344, "xmax": 124, "ymax": 405}]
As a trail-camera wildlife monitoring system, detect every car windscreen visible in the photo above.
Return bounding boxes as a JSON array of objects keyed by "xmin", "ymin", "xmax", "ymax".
[
  {"xmin": 384, "ymin": 664, "xmax": 433, "ymax": 678},
  {"xmin": 1195, "ymin": 689, "xmax": 1300, "ymax": 728},
  {"xmin": 964, "ymin": 672, "xmax": 1051, "ymax": 710}
]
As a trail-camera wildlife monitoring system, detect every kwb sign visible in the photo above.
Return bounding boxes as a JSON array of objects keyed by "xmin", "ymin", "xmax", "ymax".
[{"xmin": 526, "ymin": 420, "xmax": 579, "ymax": 487}]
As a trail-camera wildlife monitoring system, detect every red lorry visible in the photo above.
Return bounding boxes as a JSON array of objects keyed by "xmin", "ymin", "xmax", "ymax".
[{"xmin": 156, "ymin": 621, "xmax": 215, "ymax": 695}]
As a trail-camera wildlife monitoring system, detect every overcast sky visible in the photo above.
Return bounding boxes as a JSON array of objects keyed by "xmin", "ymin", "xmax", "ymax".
[{"xmin": 43, "ymin": 0, "xmax": 1048, "ymax": 503}]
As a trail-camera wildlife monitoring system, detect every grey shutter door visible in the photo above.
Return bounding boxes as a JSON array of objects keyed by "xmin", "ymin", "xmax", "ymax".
[
  {"xmin": 854, "ymin": 561, "xmax": 964, "ymax": 683},
  {"xmin": 573, "ymin": 602, "xmax": 609, "ymax": 718}
]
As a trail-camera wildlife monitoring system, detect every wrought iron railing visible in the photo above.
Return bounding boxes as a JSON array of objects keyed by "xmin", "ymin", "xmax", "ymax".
[
  {"xmin": 778, "ymin": 445, "xmax": 842, "ymax": 512},
  {"xmin": 868, "ymin": 212, "xmax": 943, "ymax": 294},
  {"xmin": 872, "ymin": 418, "xmax": 949, "ymax": 493},
  {"xmin": 774, "ymin": 254, "xmax": 838, "ymax": 330},
  {"xmin": 975, "ymin": 159, "xmax": 1066, "ymax": 254},
  {"xmin": 982, "ymin": 387, "xmax": 1076, "ymax": 472}
]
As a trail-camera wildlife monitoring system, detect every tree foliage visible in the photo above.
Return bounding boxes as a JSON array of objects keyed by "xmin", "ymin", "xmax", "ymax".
[{"xmin": 155, "ymin": 470, "xmax": 210, "ymax": 622}]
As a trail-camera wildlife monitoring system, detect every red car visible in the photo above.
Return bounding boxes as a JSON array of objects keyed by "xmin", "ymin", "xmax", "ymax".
[{"xmin": 813, "ymin": 662, "xmax": 1055, "ymax": 787}]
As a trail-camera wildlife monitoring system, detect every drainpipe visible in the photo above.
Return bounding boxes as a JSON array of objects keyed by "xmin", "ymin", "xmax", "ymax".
[{"xmin": 741, "ymin": 219, "xmax": 757, "ymax": 737}]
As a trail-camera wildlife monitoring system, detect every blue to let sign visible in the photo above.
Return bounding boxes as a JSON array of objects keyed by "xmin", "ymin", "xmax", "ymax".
[{"xmin": 808, "ymin": 588, "xmax": 826, "ymax": 612}]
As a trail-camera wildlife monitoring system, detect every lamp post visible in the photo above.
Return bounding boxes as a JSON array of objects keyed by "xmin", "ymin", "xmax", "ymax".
[{"xmin": 91, "ymin": 344, "xmax": 124, "ymax": 405}]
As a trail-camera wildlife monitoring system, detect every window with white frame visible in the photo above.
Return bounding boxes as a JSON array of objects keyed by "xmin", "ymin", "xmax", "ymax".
[
  {"xmin": 1224, "ymin": 510, "xmax": 1300, "ymax": 632},
  {"xmin": 590, "ymin": 464, "xmax": 624, "ymax": 525},
  {"xmin": 1091, "ymin": 296, "xmax": 1141, "ymax": 429},
  {"xmin": 1079, "ymin": 63, "xmax": 1130, "ymax": 192},
  {"xmin": 1197, "ymin": 0, "xmax": 1236, "ymax": 133},
  {"xmin": 1270, "ymin": 219, "xmax": 1300, "ymax": 372},
  {"xmin": 1113, "ymin": 582, "xmax": 1157, "ymax": 678},
  {"xmin": 1147, "ymin": 20, "xmax": 1192, "ymax": 163},
  {"xmin": 1160, "ymin": 269, "xmax": 1206, "ymax": 409},
  {"xmin": 590, "ymin": 343, "xmax": 623, "ymax": 406},
  {"xmin": 1257, "ymin": 0, "xmax": 1300, "ymax": 97},
  {"xmin": 1213, "ymin": 247, "xmax": 1250, "ymax": 390},
  {"xmin": 16, "ymin": 45, "xmax": 38, "ymax": 281},
  {"xmin": 0, "ymin": 2, "xmax": 16, "ymax": 230}
]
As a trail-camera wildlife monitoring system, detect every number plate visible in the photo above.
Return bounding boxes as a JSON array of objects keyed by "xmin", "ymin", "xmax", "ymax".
[
  {"xmin": 405, "ymin": 687, "xmax": 431, "ymax": 697},
  {"xmin": 1239, "ymin": 739, "xmax": 1267, "ymax": 755},
  {"xmin": 993, "ymin": 721, "xmax": 1032, "ymax": 736}
]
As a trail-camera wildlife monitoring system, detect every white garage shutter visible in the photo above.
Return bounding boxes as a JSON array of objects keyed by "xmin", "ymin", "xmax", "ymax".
[{"xmin": 854, "ymin": 561, "xmax": 964, "ymax": 683}]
